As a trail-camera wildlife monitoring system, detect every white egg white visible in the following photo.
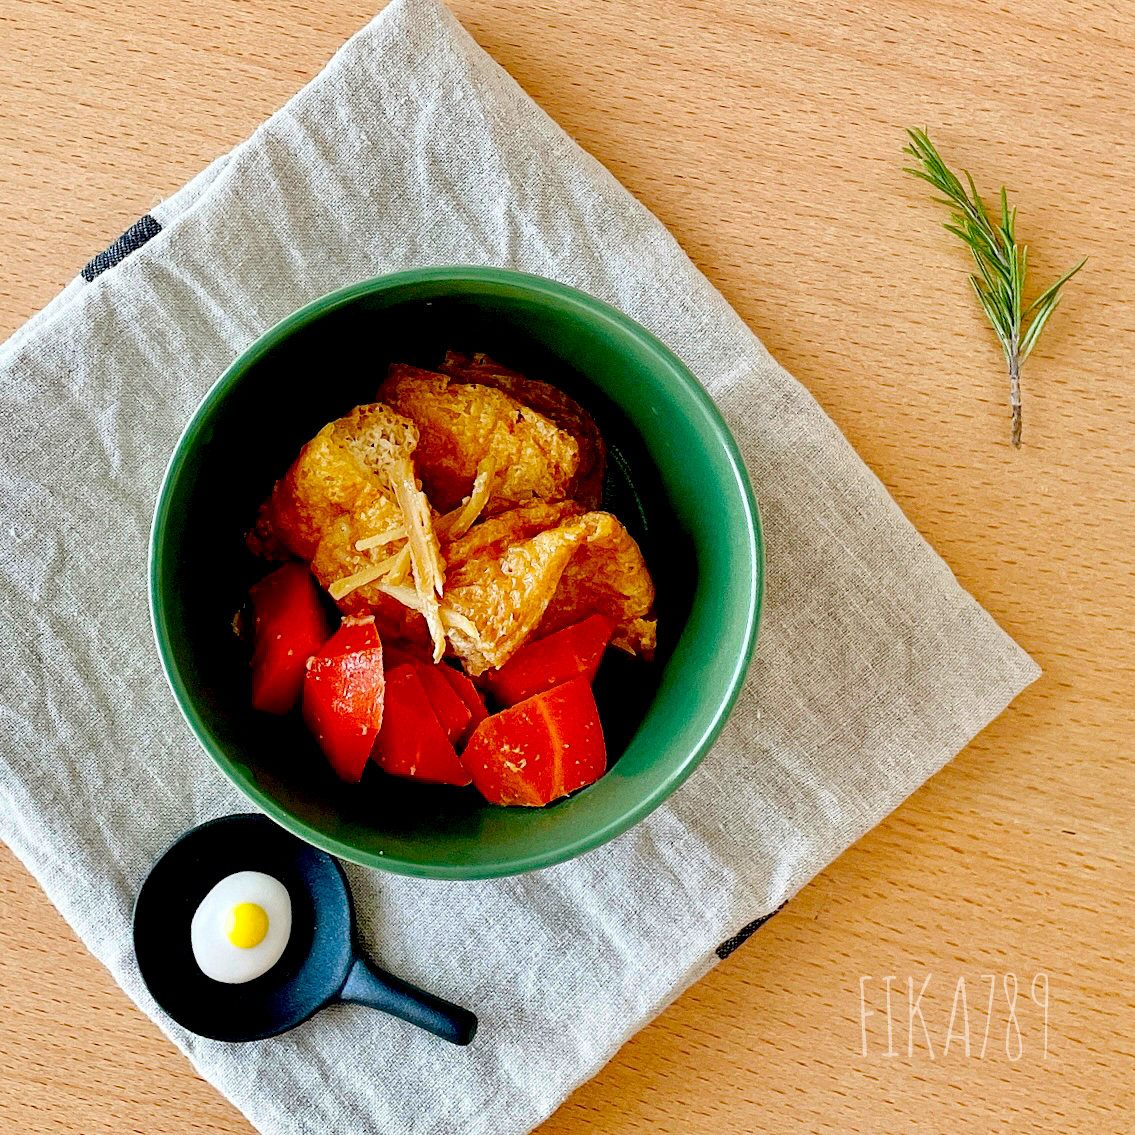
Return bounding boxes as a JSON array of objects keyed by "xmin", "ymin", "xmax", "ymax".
[{"xmin": 190, "ymin": 870, "xmax": 292, "ymax": 984}]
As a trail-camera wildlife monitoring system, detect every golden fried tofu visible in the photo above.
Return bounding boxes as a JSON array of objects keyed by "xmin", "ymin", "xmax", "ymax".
[
  {"xmin": 441, "ymin": 351, "xmax": 606, "ymax": 510},
  {"xmin": 439, "ymin": 502, "xmax": 656, "ymax": 674},
  {"xmin": 248, "ymin": 404, "xmax": 416, "ymax": 561},
  {"xmin": 308, "ymin": 510, "xmax": 405, "ymax": 607},
  {"xmin": 247, "ymin": 368, "xmax": 654, "ymax": 673},
  {"xmin": 247, "ymin": 403, "xmax": 448, "ymax": 660},
  {"xmin": 537, "ymin": 512, "xmax": 657, "ymax": 658},
  {"xmin": 377, "ymin": 365, "xmax": 580, "ymax": 515},
  {"xmin": 442, "ymin": 499, "xmax": 583, "ymax": 574},
  {"xmin": 440, "ymin": 511, "xmax": 592, "ymax": 675}
]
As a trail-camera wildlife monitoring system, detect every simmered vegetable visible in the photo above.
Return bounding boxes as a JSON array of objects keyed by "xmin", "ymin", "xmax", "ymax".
[
  {"xmin": 436, "ymin": 664, "xmax": 488, "ymax": 746},
  {"xmin": 479, "ymin": 615, "xmax": 614, "ymax": 707},
  {"xmin": 460, "ymin": 678, "xmax": 606, "ymax": 807},
  {"xmin": 371, "ymin": 665, "xmax": 472, "ymax": 786},
  {"xmin": 302, "ymin": 617, "xmax": 384, "ymax": 783},
  {"xmin": 248, "ymin": 562, "xmax": 332, "ymax": 714},
  {"xmin": 414, "ymin": 664, "xmax": 472, "ymax": 747}
]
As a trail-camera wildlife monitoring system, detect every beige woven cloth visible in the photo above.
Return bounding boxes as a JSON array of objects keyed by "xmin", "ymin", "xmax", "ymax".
[{"xmin": 0, "ymin": 1, "xmax": 1038, "ymax": 1131}]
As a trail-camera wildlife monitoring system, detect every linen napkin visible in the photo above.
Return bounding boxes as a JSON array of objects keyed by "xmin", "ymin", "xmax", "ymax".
[{"xmin": 0, "ymin": 0, "xmax": 1039, "ymax": 1132}]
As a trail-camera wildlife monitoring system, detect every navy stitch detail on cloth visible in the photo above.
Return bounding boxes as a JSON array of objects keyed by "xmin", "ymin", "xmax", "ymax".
[
  {"xmin": 714, "ymin": 903, "xmax": 787, "ymax": 960},
  {"xmin": 80, "ymin": 214, "xmax": 162, "ymax": 282}
]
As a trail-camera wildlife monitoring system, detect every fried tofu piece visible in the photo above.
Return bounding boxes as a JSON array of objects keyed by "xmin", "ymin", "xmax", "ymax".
[
  {"xmin": 443, "ymin": 500, "xmax": 583, "ymax": 574},
  {"xmin": 247, "ymin": 403, "xmax": 448, "ymax": 660},
  {"xmin": 377, "ymin": 364, "xmax": 580, "ymax": 515},
  {"xmin": 537, "ymin": 512, "xmax": 657, "ymax": 658},
  {"xmin": 309, "ymin": 512, "xmax": 436, "ymax": 652},
  {"xmin": 440, "ymin": 505, "xmax": 592, "ymax": 675},
  {"xmin": 247, "ymin": 406, "xmax": 410, "ymax": 563},
  {"xmin": 248, "ymin": 368, "xmax": 653, "ymax": 673},
  {"xmin": 440, "ymin": 351, "xmax": 606, "ymax": 510},
  {"xmin": 439, "ymin": 501, "xmax": 656, "ymax": 675},
  {"xmin": 309, "ymin": 511, "xmax": 408, "ymax": 608}
]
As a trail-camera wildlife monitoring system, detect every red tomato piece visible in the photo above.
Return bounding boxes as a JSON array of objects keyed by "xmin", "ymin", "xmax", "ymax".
[
  {"xmin": 480, "ymin": 615, "xmax": 615, "ymax": 707},
  {"xmin": 248, "ymin": 562, "xmax": 332, "ymax": 715},
  {"xmin": 371, "ymin": 665, "xmax": 472, "ymax": 786},
  {"xmin": 414, "ymin": 665, "xmax": 472, "ymax": 747},
  {"xmin": 302, "ymin": 616, "xmax": 384, "ymax": 783},
  {"xmin": 461, "ymin": 677, "xmax": 607, "ymax": 807},
  {"xmin": 437, "ymin": 664, "xmax": 489, "ymax": 746}
]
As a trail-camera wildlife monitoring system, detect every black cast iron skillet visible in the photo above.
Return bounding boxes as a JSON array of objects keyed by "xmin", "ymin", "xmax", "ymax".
[{"xmin": 133, "ymin": 813, "xmax": 477, "ymax": 1045}]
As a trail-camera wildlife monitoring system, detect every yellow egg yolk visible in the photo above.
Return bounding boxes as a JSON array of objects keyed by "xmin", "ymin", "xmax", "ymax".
[{"xmin": 225, "ymin": 902, "xmax": 270, "ymax": 949}]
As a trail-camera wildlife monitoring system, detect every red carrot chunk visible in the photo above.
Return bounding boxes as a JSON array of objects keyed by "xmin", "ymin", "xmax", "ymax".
[
  {"xmin": 301, "ymin": 616, "xmax": 384, "ymax": 783},
  {"xmin": 248, "ymin": 562, "xmax": 332, "ymax": 715},
  {"xmin": 371, "ymin": 665, "xmax": 472, "ymax": 786},
  {"xmin": 480, "ymin": 615, "xmax": 614, "ymax": 708},
  {"xmin": 461, "ymin": 677, "xmax": 606, "ymax": 807},
  {"xmin": 414, "ymin": 664, "xmax": 472, "ymax": 747}
]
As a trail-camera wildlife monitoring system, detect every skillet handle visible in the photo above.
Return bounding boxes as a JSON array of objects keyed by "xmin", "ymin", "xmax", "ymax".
[{"xmin": 339, "ymin": 956, "xmax": 478, "ymax": 1046}]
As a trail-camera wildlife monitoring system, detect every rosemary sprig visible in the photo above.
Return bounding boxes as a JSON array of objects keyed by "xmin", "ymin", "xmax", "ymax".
[{"xmin": 903, "ymin": 128, "xmax": 1085, "ymax": 447}]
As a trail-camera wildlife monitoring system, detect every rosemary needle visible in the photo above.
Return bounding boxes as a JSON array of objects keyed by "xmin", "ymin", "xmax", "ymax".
[{"xmin": 903, "ymin": 128, "xmax": 1085, "ymax": 447}]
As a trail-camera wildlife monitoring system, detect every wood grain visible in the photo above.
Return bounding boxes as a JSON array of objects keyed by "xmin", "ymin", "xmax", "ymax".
[{"xmin": 1, "ymin": 1, "xmax": 1131, "ymax": 1131}]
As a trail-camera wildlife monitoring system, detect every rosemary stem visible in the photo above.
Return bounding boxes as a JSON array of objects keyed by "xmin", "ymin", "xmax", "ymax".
[
  {"xmin": 1008, "ymin": 346, "xmax": 1022, "ymax": 448},
  {"xmin": 904, "ymin": 128, "xmax": 1083, "ymax": 450}
]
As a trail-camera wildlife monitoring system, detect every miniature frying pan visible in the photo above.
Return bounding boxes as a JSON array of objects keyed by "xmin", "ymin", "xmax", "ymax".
[{"xmin": 133, "ymin": 813, "xmax": 477, "ymax": 1045}]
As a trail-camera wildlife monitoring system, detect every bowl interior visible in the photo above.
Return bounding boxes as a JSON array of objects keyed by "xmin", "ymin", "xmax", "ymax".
[{"xmin": 151, "ymin": 270, "xmax": 761, "ymax": 878}]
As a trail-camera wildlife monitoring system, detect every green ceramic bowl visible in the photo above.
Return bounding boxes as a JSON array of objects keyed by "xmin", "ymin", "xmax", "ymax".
[{"xmin": 150, "ymin": 267, "xmax": 762, "ymax": 879}]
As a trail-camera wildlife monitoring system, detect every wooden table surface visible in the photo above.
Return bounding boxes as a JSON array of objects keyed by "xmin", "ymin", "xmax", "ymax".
[{"xmin": 1, "ymin": 1, "xmax": 1131, "ymax": 1131}]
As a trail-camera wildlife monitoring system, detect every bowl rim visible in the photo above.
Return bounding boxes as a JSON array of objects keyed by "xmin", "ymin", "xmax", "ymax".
[{"xmin": 149, "ymin": 265, "xmax": 764, "ymax": 879}]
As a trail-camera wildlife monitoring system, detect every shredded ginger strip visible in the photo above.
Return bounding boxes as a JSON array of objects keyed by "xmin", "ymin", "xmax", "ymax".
[
  {"xmin": 387, "ymin": 459, "xmax": 447, "ymax": 661},
  {"xmin": 354, "ymin": 525, "xmax": 406, "ymax": 552},
  {"xmin": 435, "ymin": 459, "xmax": 498, "ymax": 541},
  {"xmin": 328, "ymin": 546, "xmax": 409, "ymax": 601}
]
